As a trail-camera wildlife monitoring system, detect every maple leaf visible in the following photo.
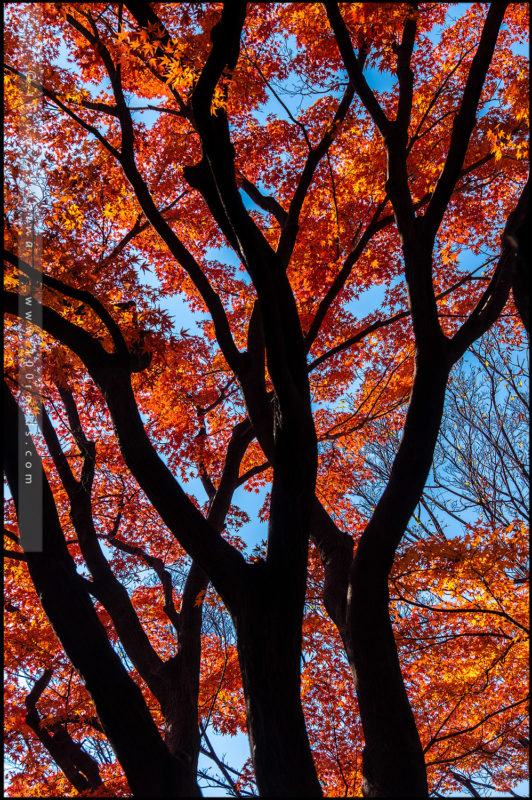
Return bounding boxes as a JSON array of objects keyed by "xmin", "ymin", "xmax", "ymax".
[{"xmin": 194, "ymin": 589, "xmax": 207, "ymax": 607}]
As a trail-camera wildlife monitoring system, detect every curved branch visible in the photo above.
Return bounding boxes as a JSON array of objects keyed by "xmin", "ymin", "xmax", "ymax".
[
  {"xmin": 4, "ymin": 289, "xmax": 112, "ymax": 373},
  {"xmin": 422, "ymin": 3, "xmax": 509, "ymax": 241},
  {"xmin": 107, "ymin": 534, "xmax": 181, "ymax": 632},
  {"xmin": 323, "ymin": 2, "xmax": 390, "ymax": 138},
  {"xmin": 4, "ymin": 292, "xmax": 248, "ymax": 607},
  {"xmin": 449, "ymin": 179, "xmax": 528, "ymax": 361},
  {"xmin": 4, "ymin": 250, "xmax": 129, "ymax": 359},
  {"xmin": 395, "ymin": 4, "xmax": 418, "ymax": 138},
  {"xmin": 4, "ymin": 382, "xmax": 185, "ymax": 797},
  {"xmin": 239, "ymin": 175, "xmax": 288, "ymax": 227},
  {"xmin": 57, "ymin": 12, "xmax": 243, "ymax": 377},
  {"xmin": 25, "ymin": 669, "xmax": 103, "ymax": 793},
  {"xmin": 39, "ymin": 398, "xmax": 168, "ymax": 696}
]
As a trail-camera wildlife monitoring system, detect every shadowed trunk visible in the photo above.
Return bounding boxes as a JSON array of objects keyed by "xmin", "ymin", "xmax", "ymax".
[
  {"xmin": 159, "ymin": 561, "xmax": 206, "ymax": 791},
  {"xmin": 348, "ymin": 355, "xmax": 449, "ymax": 797},
  {"xmin": 4, "ymin": 383, "xmax": 198, "ymax": 798},
  {"xmin": 232, "ymin": 564, "xmax": 323, "ymax": 797},
  {"xmin": 509, "ymin": 180, "xmax": 530, "ymax": 334}
]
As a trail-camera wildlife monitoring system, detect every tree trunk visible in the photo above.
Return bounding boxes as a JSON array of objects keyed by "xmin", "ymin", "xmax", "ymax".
[
  {"xmin": 348, "ymin": 574, "xmax": 428, "ymax": 797},
  {"xmin": 4, "ymin": 383, "xmax": 195, "ymax": 798},
  {"xmin": 232, "ymin": 564, "xmax": 323, "ymax": 797},
  {"xmin": 347, "ymin": 355, "xmax": 450, "ymax": 797},
  {"xmin": 159, "ymin": 561, "xmax": 207, "ymax": 797}
]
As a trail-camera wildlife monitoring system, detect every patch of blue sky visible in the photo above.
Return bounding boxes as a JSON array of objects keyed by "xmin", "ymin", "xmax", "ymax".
[
  {"xmin": 199, "ymin": 729, "xmax": 252, "ymax": 797},
  {"xmin": 141, "ymin": 262, "xmax": 207, "ymax": 334}
]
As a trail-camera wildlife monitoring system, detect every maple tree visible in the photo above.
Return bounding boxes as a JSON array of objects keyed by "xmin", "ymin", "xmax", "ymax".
[
  {"xmin": 350, "ymin": 332, "xmax": 529, "ymax": 796},
  {"xmin": 3, "ymin": 2, "xmax": 529, "ymax": 798}
]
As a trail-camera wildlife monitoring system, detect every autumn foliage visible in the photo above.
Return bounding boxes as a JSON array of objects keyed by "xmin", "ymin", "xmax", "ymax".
[{"xmin": 3, "ymin": 2, "xmax": 529, "ymax": 797}]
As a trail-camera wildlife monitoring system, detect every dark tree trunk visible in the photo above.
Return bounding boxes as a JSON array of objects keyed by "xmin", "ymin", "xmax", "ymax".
[
  {"xmin": 509, "ymin": 180, "xmax": 530, "ymax": 334},
  {"xmin": 347, "ymin": 355, "xmax": 450, "ymax": 797},
  {"xmin": 348, "ymin": 574, "xmax": 429, "ymax": 797},
  {"xmin": 232, "ymin": 564, "xmax": 323, "ymax": 797},
  {"xmin": 159, "ymin": 660, "xmax": 202, "ymax": 797},
  {"xmin": 159, "ymin": 561, "xmax": 206, "ymax": 795},
  {"xmin": 4, "ymin": 383, "xmax": 197, "ymax": 798}
]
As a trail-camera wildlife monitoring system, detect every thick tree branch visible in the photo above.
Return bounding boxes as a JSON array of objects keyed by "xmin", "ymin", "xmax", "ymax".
[
  {"xmin": 3, "ymin": 548, "xmax": 28, "ymax": 561},
  {"xmin": 25, "ymin": 669, "xmax": 104, "ymax": 793},
  {"xmin": 323, "ymin": 2, "xmax": 390, "ymax": 138},
  {"xmin": 4, "ymin": 292, "xmax": 248, "ymax": 607},
  {"xmin": 238, "ymin": 175, "xmax": 288, "ymax": 227},
  {"xmin": 422, "ymin": 3, "xmax": 509, "ymax": 241},
  {"xmin": 57, "ymin": 386, "xmax": 96, "ymax": 491},
  {"xmin": 449, "ymin": 180, "xmax": 528, "ymax": 361},
  {"xmin": 4, "ymin": 289, "xmax": 113, "ymax": 373},
  {"xmin": 395, "ymin": 5, "xmax": 418, "ymax": 138},
  {"xmin": 4, "ymin": 250, "xmax": 129, "ymax": 359},
  {"xmin": 183, "ymin": 1, "xmax": 319, "ymax": 508},
  {"xmin": 4, "ymin": 383, "xmax": 188, "ymax": 797},
  {"xmin": 39, "ymin": 398, "xmax": 169, "ymax": 697},
  {"xmin": 59, "ymin": 13, "xmax": 243, "ymax": 377}
]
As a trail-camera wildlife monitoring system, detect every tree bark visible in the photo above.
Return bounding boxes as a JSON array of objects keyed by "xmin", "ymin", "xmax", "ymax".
[{"xmin": 232, "ymin": 564, "xmax": 323, "ymax": 797}]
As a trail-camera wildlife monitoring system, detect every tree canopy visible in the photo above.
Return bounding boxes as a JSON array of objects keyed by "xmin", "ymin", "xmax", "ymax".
[{"xmin": 4, "ymin": 2, "xmax": 529, "ymax": 797}]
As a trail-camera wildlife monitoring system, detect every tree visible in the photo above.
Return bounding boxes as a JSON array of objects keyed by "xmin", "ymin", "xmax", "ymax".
[
  {"xmin": 348, "ymin": 330, "xmax": 529, "ymax": 796},
  {"xmin": 4, "ymin": 3, "xmax": 529, "ymax": 797}
]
